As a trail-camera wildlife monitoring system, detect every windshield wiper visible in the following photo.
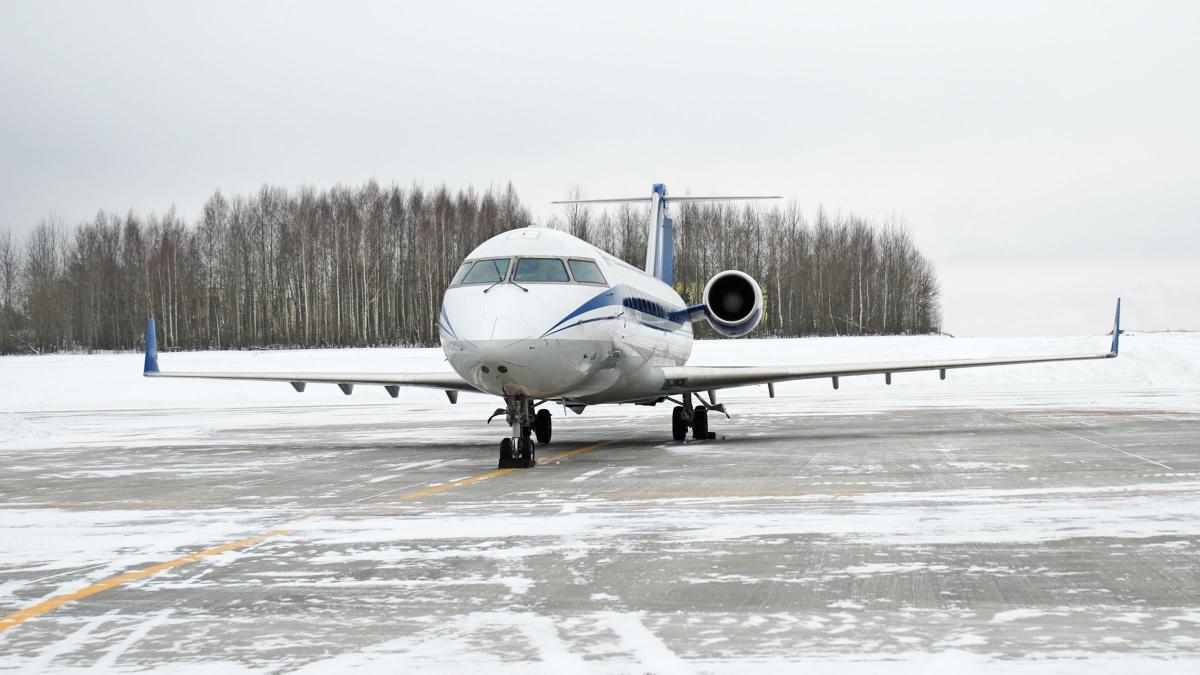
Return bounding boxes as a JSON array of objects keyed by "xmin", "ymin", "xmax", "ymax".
[{"xmin": 483, "ymin": 260, "xmax": 528, "ymax": 293}]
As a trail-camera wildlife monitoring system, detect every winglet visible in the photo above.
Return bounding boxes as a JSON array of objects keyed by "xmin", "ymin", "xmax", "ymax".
[
  {"xmin": 144, "ymin": 318, "xmax": 160, "ymax": 374},
  {"xmin": 1109, "ymin": 298, "xmax": 1121, "ymax": 357}
]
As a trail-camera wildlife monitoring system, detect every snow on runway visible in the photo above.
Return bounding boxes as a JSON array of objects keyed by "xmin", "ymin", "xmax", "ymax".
[{"xmin": 2, "ymin": 333, "xmax": 1200, "ymax": 672}]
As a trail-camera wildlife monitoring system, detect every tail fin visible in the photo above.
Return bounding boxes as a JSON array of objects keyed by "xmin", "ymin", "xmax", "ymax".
[
  {"xmin": 1109, "ymin": 298, "xmax": 1121, "ymax": 357},
  {"xmin": 552, "ymin": 184, "xmax": 781, "ymax": 285},
  {"xmin": 144, "ymin": 318, "xmax": 159, "ymax": 374},
  {"xmin": 647, "ymin": 184, "xmax": 669, "ymax": 282}
]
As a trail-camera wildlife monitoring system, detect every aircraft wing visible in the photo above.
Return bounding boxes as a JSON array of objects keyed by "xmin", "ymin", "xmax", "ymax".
[
  {"xmin": 145, "ymin": 369, "xmax": 476, "ymax": 393},
  {"xmin": 658, "ymin": 299, "xmax": 1122, "ymax": 395},
  {"xmin": 141, "ymin": 321, "xmax": 477, "ymax": 396}
]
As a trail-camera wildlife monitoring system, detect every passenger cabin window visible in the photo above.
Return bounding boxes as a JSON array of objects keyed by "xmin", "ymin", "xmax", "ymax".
[
  {"xmin": 460, "ymin": 258, "xmax": 510, "ymax": 285},
  {"xmin": 514, "ymin": 258, "xmax": 569, "ymax": 283},
  {"xmin": 568, "ymin": 259, "xmax": 607, "ymax": 285},
  {"xmin": 625, "ymin": 296, "xmax": 665, "ymax": 318}
]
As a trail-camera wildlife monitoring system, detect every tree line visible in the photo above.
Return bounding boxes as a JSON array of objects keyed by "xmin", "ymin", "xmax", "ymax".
[
  {"xmin": 562, "ymin": 199, "xmax": 941, "ymax": 338},
  {"xmin": 0, "ymin": 181, "xmax": 940, "ymax": 354}
]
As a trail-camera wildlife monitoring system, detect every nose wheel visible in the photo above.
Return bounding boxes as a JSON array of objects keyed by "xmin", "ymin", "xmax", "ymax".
[
  {"xmin": 499, "ymin": 436, "xmax": 535, "ymax": 468},
  {"xmin": 497, "ymin": 398, "xmax": 539, "ymax": 468}
]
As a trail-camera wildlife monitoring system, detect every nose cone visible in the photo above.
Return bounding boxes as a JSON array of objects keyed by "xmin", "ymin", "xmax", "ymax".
[
  {"xmin": 472, "ymin": 317, "xmax": 536, "ymax": 370},
  {"xmin": 442, "ymin": 310, "xmax": 546, "ymax": 396},
  {"xmin": 488, "ymin": 316, "xmax": 537, "ymax": 344},
  {"xmin": 440, "ymin": 284, "xmax": 611, "ymax": 398}
]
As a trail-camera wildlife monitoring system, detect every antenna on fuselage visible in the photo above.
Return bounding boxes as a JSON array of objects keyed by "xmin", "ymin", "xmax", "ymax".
[{"xmin": 552, "ymin": 185, "xmax": 781, "ymax": 285}]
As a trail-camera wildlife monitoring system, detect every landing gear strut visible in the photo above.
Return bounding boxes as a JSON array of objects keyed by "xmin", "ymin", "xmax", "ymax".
[
  {"xmin": 498, "ymin": 398, "xmax": 538, "ymax": 469},
  {"xmin": 671, "ymin": 392, "xmax": 716, "ymax": 442}
]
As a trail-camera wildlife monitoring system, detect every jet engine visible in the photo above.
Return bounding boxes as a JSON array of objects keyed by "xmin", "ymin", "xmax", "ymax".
[{"xmin": 702, "ymin": 270, "xmax": 763, "ymax": 338}]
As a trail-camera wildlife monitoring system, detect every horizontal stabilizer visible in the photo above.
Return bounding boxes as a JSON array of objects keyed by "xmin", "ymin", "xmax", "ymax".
[
  {"xmin": 551, "ymin": 196, "xmax": 651, "ymax": 204},
  {"xmin": 552, "ymin": 195, "xmax": 781, "ymax": 205},
  {"xmin": 657, "ymin": 195, "xmax": 782, "ymax": 202}
]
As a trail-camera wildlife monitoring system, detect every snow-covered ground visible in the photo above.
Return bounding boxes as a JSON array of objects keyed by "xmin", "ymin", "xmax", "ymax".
[
  {"xmin": 1, "ymin": 332, "xmax": 1199, "ymax": 673},
  {"xmin": 3, "ymin": 331, "xmax": 1197, "ymax": 450}
]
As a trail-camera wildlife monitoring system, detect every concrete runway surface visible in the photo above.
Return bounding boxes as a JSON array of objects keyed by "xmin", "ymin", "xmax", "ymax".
[{"xmin": 2, "ymin": 404, "xmax": 1200, "ymax": 672}]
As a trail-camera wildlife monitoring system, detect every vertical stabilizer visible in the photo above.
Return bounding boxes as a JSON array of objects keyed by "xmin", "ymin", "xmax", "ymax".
[
  {"xmin": 660, "ymin": 215, "xmax": 674, "ymax": 285},
  {"xmin": 644, "ymin": 183, "xmax": 668, "ymax": 279},
  {"xmin": 644, "ymin": 183, "xmax": 672, "ymax": 283}
]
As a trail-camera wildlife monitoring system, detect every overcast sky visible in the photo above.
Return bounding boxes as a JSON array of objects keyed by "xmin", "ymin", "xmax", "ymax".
[{"xmin": 2, "ymin": 1, "xmax": 1196, "ymax": 336}]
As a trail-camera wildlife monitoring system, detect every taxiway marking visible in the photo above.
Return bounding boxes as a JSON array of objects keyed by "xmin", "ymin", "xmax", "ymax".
[
  {"xmin": 540, "ymin": 438, "xmax": 627, "ymax": 465},
  {"xmin": 399, "ymin": 468, "xmax": 518, "ymax": 500},
  {"xmin": 0, "ymin": 436, "xmax": 626, "ymax": 634},
  {"xmin": 397, "ymin": 437, "xmax": 626, "ymax": 500},
  {"xmin": 0, "ymin": 528, "xmax": 291, "ymax": 634}
]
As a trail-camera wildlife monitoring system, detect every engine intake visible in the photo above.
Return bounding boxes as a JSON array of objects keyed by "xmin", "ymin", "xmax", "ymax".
[{"xmin": 702, "ymin": 270, "xmax": 763, "ymax": 338}]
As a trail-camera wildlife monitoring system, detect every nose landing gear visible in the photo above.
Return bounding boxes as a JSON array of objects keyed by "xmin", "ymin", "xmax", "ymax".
[
  {"xmin": 497, "ymin": 398, "xmax": 547, "ymax": 469},
  {"xmin": 499, "ymin": 436, "xmax": 535, "ymax": 469}
]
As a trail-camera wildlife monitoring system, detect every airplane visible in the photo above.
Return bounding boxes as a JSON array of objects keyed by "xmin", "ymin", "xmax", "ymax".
[{"xmin": 142, "ymin": 183, "xmax": 1121, "ymax": 469}]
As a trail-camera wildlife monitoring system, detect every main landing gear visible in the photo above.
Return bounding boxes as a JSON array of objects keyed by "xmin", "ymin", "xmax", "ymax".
[
  {"xmin": 672, "ymin": 392, "xmax": 718, "ymax": 442},
  {"xmin": 494, "ymin": 398, "xmax": 551, "ymax": 469}
]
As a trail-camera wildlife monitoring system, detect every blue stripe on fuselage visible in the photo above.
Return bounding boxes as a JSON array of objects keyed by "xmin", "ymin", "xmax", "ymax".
[
  {"xmin": 540, "ymin": 284, "xmax": 688, "ymax": 338},
  {"xmin": 540, "ymin": 289, "xmax": 621, "ymax": 336},
  {"xmin": 542, "ymin": 314, "xmax": 622, "ymax": 337},
  {"xmin": 440, "ymin": 305, "xmax": 457, "ymax": 338}
]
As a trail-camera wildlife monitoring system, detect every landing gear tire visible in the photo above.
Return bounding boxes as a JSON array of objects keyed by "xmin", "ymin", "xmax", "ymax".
[
  {"xmin": 534, "ymin": 409, "xmax": 552, "ymax": 444},
  {"xmin": 497, "ymin": 397, "xmax": 538, "ymax": 469},
  {"xmin": 498, "ymin": 437, "xmax": 516, "ymax": 468},
  {"xmin": 692, "ymin": 406, "xmax": 709, "ymax": 441},
  {"xmin": 671, "ymin": 406, "xmax": 687, "ymax": 441},
  {"xmin": 518, "ymin": 436, "xmax": 536, "ymax": 468},
  {"xmin": 499, "ymin": 436, "xmax": 536, "ymax": 468}
]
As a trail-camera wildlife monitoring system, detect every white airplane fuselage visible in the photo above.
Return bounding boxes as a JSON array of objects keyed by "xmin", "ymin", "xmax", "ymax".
[{"xmin": 440, "ymin": 227, "xmax": 692, "ymax": 404}]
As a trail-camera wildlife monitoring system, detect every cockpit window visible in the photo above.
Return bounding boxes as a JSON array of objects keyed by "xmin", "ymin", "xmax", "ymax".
[
  {"xmin": 568, "ymin": 259, "xmax": 607, "ymax": 285},
  {"xmin": 449, "ymin": 261, "xmax": 473, "ymax": 286},
  {"xmin": 514, "ymin": 258, "xmax": 569, "ymax": 283},
  {"xmin": 460, "ymin": 258, "xmax": 510, "ymax": 284}
]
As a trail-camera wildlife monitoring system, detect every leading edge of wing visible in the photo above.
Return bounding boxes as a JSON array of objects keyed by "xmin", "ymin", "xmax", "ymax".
[
  {"xmin": 142, "ymin": 319, "xmax": 477, "ymax": 392},
  {"xmin": 661, "ymin": 298, "xmax": 1122, "ymax": 393},
  {"xmin": 145, "ymin": 369, "xmax": 477, "ymax": 392},
  {"xmin": 658, "ymin": 351, "xmax": 1113, "ymax": 393}
]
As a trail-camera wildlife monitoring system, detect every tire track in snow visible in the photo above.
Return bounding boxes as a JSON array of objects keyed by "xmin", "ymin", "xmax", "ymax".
[{"xmin": 991, "ymin": 410, "xmax": 1174, "ymax": 470}]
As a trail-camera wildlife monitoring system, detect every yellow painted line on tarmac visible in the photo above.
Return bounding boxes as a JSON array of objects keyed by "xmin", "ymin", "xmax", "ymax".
[
  {"xmin": 398, "ymin": 436, "xmax": 630, "ymax": 500},
  {"xmin": 0, "ymin": 529, "xmax": 291, "ymax": 635},
  {"xmin": 399, "ymin": 468, "xmax": 518, "ymax": 500},
  {"xmin": 0, "ymin": 435, "xmax": 631, "ymax": 634},
  {"xmin": 539, "ymin": 437, "xmax": 630, "ymax": 465}
]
